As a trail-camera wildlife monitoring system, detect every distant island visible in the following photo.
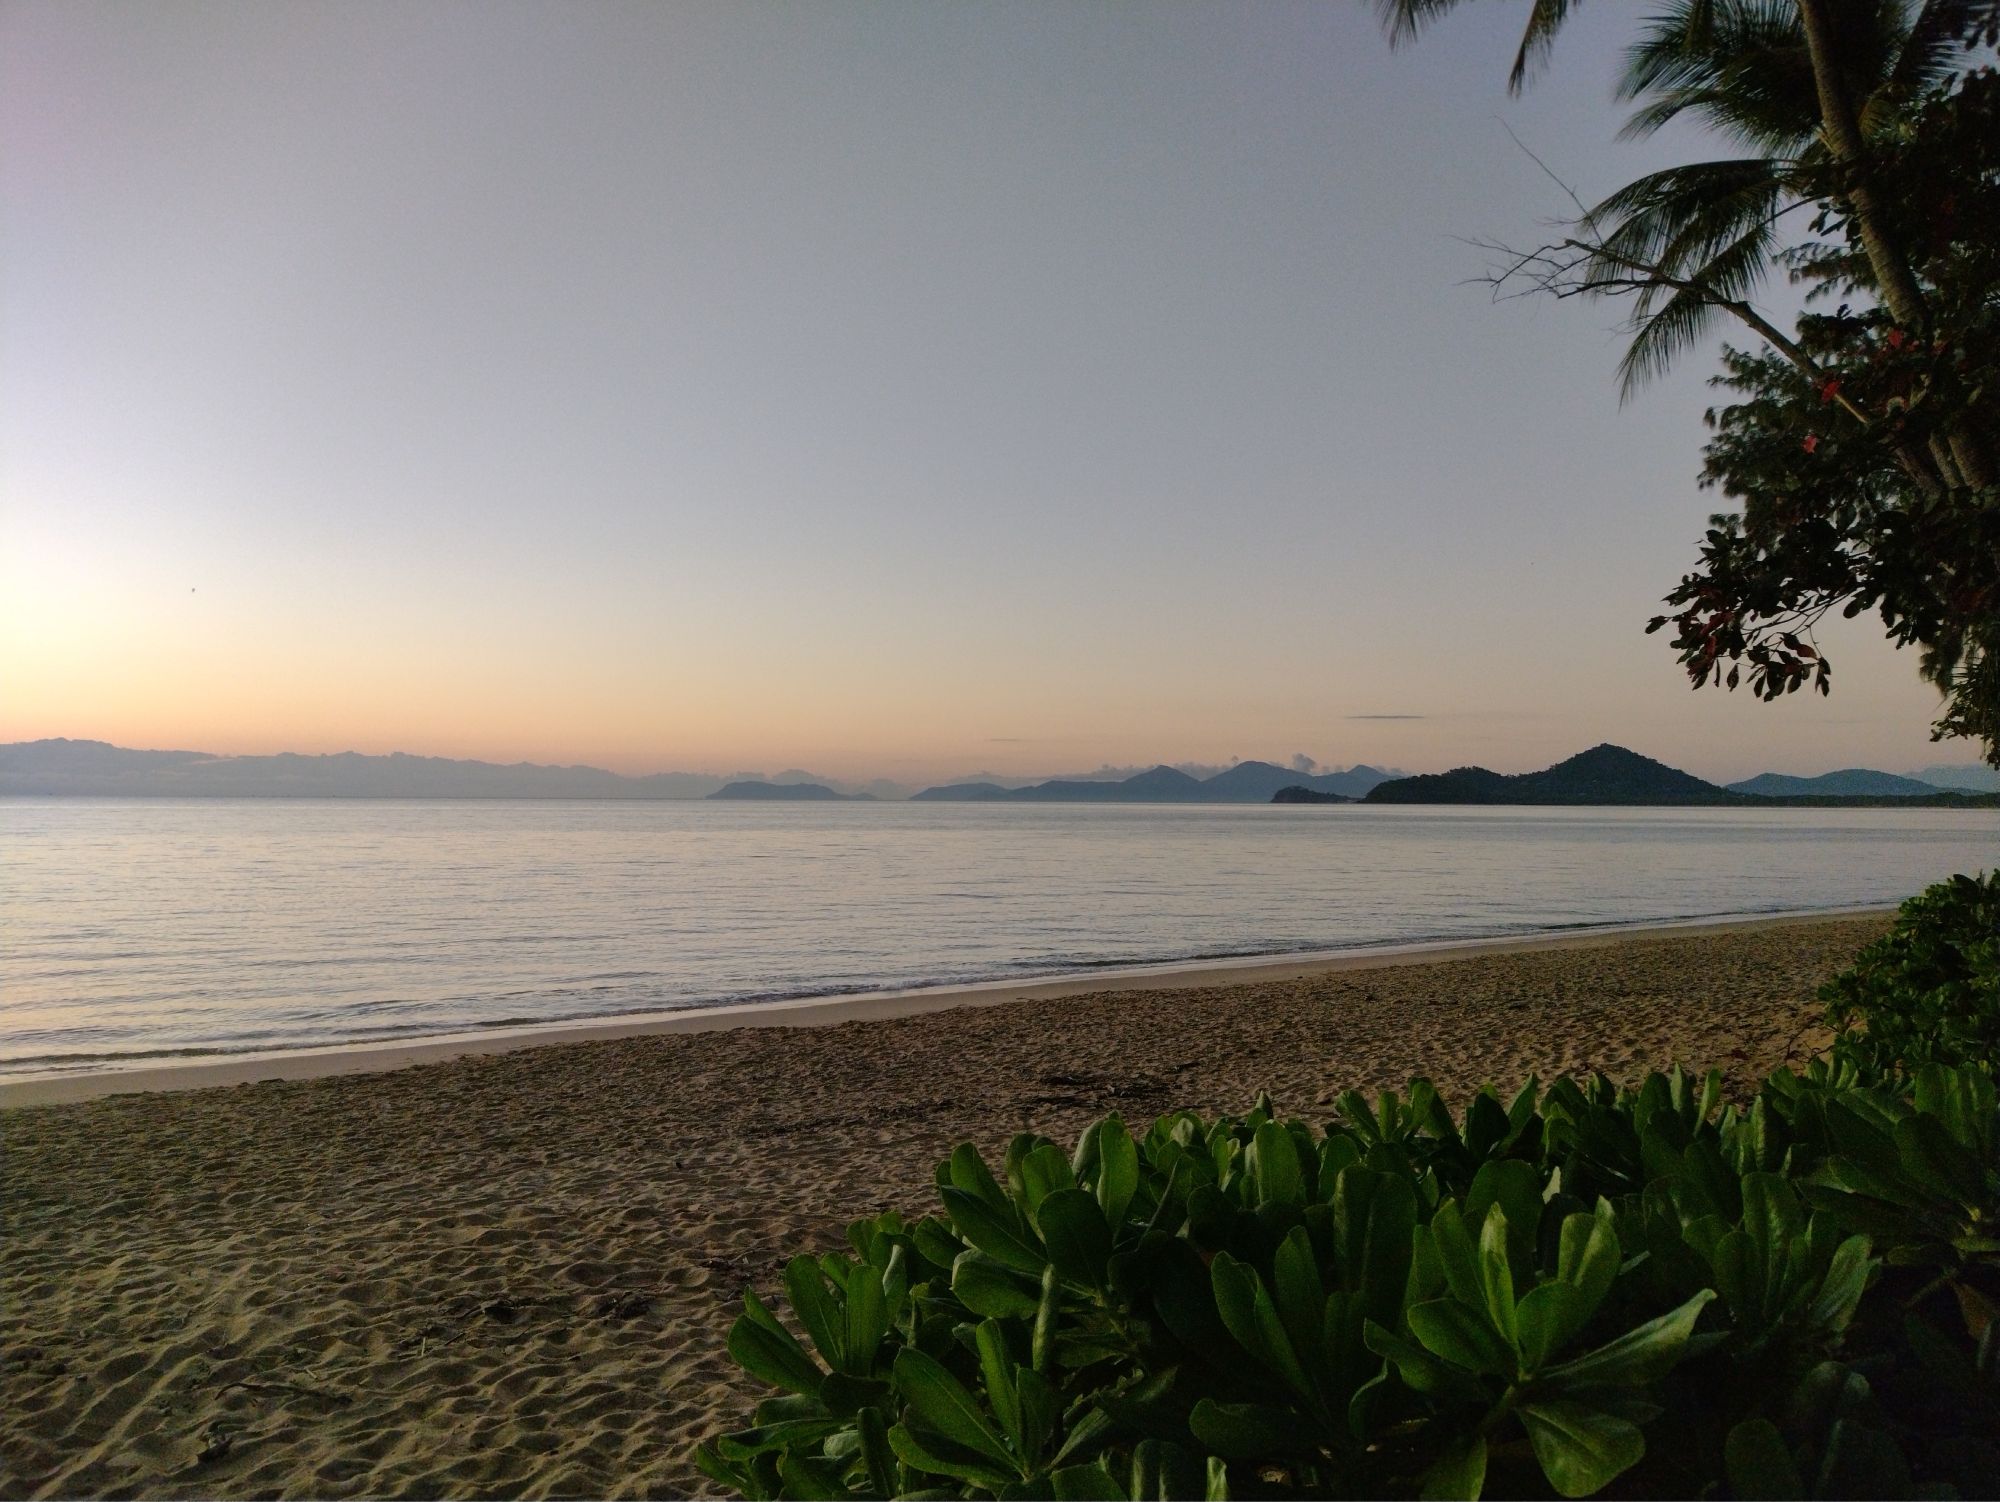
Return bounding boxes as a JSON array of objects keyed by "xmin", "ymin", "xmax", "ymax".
[
  {"xmin": 1272, "ymin": 786, "xmax": 1351, "ymax": 804},
  {"xmin": 0, "ymin": 739, "xmax": 872, "ymax": 801},
  {"xmin": 1724, "ymin": 768, "xmax": 1950, "ymax": 798},
  {"xmin": 706, "ymin": 781, "xmax": 871, "ymax": 801},
  {"xmin": 911, "ymin": 760, "xmax": 1392, "ymax": 804},
  {"xmin": 1352, "ymin": 745, "xmax": 2000, "ymax": 808}
]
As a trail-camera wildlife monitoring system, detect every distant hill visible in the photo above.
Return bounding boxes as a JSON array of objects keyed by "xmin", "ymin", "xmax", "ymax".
[
  {"xmin": 907, "ymin": 781, "xmax": 1019, "ymax": 802},
  {"xmin": 1369, "ymin": 745, "xmax": 1739, "ymax": 805},
  {"xmin": 706, "ymin": 780, "xmax": 868, "ymax": 801},
  {"xmin": 0, "ymin": 738, "xmax": 738, "ymax": 799},
  {"xmin": 911, "ymin": 759, "xmax": 1393, "ymax": 803},
  {"xmin": 1910, "ymin": 764, "xmax": 2000, "ymax": 793},
  {"xmin": 1728, "ymin": 769, "xmax": 1944, "ymax": 798},
  {"xmin": 1368, "ymin": 744, "xmax": 2000, "ymax": 807},
  {"xmin": 1271, "ymin": 785, "xmax": 1353, "ymax": 804}
]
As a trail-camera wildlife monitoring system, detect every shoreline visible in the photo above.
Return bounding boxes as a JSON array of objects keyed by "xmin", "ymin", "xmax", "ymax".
[
  {"xmin": 1, "ymin": 914, "xmax": 1892, "ymax": 1499},
  {"xmin": 0, "ymin": 903, "xmax": 1891, "ymax": 1108}
]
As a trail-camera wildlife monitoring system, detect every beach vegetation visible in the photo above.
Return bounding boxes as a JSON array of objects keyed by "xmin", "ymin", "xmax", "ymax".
[
  {"xmin": 1825, "ymin": 870, "xmax": 2000, "ymax": 1072},
  {"xmin": 697, "ymin": 1054, "xmax": 2000, "ymax": 1496}
]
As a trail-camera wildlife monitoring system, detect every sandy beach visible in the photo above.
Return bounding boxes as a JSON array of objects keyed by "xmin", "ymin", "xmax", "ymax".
[{"xmin": 1, "ymin": 913, "xmax": 1885, "ymax": 1500}]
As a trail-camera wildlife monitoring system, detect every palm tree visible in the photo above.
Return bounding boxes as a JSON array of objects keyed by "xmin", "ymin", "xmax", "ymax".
[{"xmin": 1379, "ymin": 0, "xmax": 1990, "ymax": 486}]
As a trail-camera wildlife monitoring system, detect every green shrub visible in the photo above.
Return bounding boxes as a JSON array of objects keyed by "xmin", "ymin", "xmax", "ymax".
[
  {"xmin": 1824, "ymin": 872, "xmax": 2000, "ymax": 1074},
  {"xmin": 696, "ymin": 1062, "xmax": 2000, "ymax": 1500}
]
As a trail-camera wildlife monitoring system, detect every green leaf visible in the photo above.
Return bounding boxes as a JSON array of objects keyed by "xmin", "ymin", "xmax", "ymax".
[
  {"xmin": 1189, "ymin": 1400, "xmax": 1307, "ymax": 1459},
  {"xmin": 1271, "ymin": 1226, "xmax": 1329, "ymax": 1389},
  {"xmin": 1420, "ymin": 1433, "xmax": 1488, "ymax": 1500},
  {"xmin": 1544, "ymin": 1288, "xmax": 1714, "ymax": 1389},
  {"xmin": 1096, "ymin": 1114, "xmax": 1140, "ymax": 1230},
  {"xmin": 941, "ymin": 1186, "xmax": 1045, "ymax": 1275},
  {"xmin": 912, "ymin": 1216, "xmax": 966, "ymax": 1273},
  {"xmin": 1333, "ymin": 1165, "xmax": 1419, "ymax": 1325},
  {"xmin": 1015, "ymin": 1366, "xmax": 1057, "ymax": 1469},
  {"xmin": 1039, "ymin": 1188, "xmax": 1114, "ymax": 1289},
  {"xmin": 1476, "ymin": 1204, "xmax": 1519, "ymax": 1346},
  {"xmin": 1251, "ymin": 1120, "xmax": 1304, "ymax": 1208},
  {"xmin": 1466, "ymin": 1159, "xmax": 1542, "ymax": 1274},
  {"xmin": 1896, "ymin": 1112, "xmax": 1987, "ymax": 1205},
  {"xmin": 1031, "ymin": 1262, "xmax": 1060, "ymax": 1374},
  {"xmin": 975, "ymin": 1319, "xmax": 1024, "ymax": 1457},
  {"xmin": 1050, "ymin": 1460, "xmax": 1127, "ymax": 1500},
  {"xmin": 1063, "ymin": 1125, "xmax": 1097, "ymax": 1191},
  {"xmin": 691, "ymin": 1442, "xmax": 755, "ymax": 1498},
  {"xmin": 1556, "ymin": 1205, "xmax": 1620, "ymax": 1321},
  {"xmin": 950, "ymin": 1142, "xmax": 1012, "ymax": 1215},
  {"xmin": 1022, "ymin": 1142, "xmax": 1078, "ymax": 1219},
  {"xmin": 712, "ymin": 1415, "xmax": 845, "ymax": 1461},
  {"xmin": 775, "ymin": 1450, "xmax": 846, "ymax": 1499},
  {"xmin": 1407, "ymin": 1297, "xmax": 1513, "ymax": 1377},
  {"xmin": 1364, "ymin": 1318, "xmax": 1459, "ymax": 1394},
  {"xmin": 843, "ymin": 1258, "xmax": 888, "ymax": 1375},
  {"xmin": 952, "ymin": 1249, "xmax": 1045, "ymax": 1319},
  {"xmin": 1516, "ymin": 1280, "xmax": 1591, "ymax": 1373},
  {"xmin": 855, "ymin": 1407, "xmax": 896, "ymax": 1498},
  {"xmin": 1517, "ymin": 1400, "xmax": 1646, "ymax": 1498},
  {"xmin": 1725, "ymin": 1417, "xmax": 1805, "ymax": 1501},
  {"xmin": 1806, "ymin": 1234, "xmax": 1874, "ymax": 1337},
  {"xmin": 1211, "ymin": 1252, "xmax": 1313, "ymax": 1396},
  {"xmin": 783, "ymin": 1257, "xmax": 843, "ymax": 1369},
  {"xmin": 1206, "ymin": 1454, "xmax": 1231, "ymax": 1501},
  {"xmin": 1428, "ymin": 1202, "xmax": 1487, "ymax": 1310},
  {"xmin": 892, "ymin": 1347, "xmax": 1019, "ymax": 1471},
  {"xmin": 1129, "ymin": 1439, "xmax": 1206, "ymax": 1502},
  {"xmin": 727, "ymin": 1294, "xmax": 824, "ymax": 1396},
  {"xmin": 888, "ymin": 1422, "xmax": 1017, "ymax": 1491},
  {"xmin": 1049, "ymin": 1403, "xmax": 1115, "ymax": 1468}
]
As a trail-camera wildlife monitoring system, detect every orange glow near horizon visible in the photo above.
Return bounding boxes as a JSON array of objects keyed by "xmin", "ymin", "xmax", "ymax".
[{"xmin": 1, "ymin": 3, "xmax": 1977, "ymax": 789}]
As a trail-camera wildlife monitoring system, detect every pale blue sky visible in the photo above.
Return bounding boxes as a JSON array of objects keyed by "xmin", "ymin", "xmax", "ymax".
[{"xmin": 0, "ymin": 1, "xmax": 1960, "ymax": 782}]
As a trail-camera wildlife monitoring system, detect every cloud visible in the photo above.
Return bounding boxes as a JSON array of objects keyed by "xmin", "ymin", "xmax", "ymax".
[
  {"xmin": 1346, "ymin": 714, "xmax": 1426, "ymax": 720},
  {"xmin": 1289, "ymin": 752, "xmax": 1319, "ymax": 774}
]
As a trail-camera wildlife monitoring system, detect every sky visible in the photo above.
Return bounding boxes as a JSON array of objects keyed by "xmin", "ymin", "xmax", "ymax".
[{"xmin": 0, "ymin": 1, "xmax": 1971, "ymax": 785}]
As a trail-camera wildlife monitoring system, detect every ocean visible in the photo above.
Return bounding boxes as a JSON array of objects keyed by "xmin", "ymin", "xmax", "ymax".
[{"xmin": 3, "ymin": 797, "xmax": 1995, "ymax": 1080}]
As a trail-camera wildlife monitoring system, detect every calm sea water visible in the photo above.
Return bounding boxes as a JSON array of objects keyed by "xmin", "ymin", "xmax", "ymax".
[{"xmin": 3, "ymin": 798, "xmax": 1995, "ymax": 1079}]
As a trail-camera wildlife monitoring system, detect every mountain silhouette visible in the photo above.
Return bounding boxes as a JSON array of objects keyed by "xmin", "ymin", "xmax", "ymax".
[
  {"xmin": 1366, "ymin": 744, "xmax": 1998, "ymax": 807},
  {"xmin": 1271, "ymin": 786, "xmax": 1353, "ymax": 804},
  {"xmin": 1368, "ymin": 745, "xmax": 1736, "ymax": 805},
  {"xmin": 706, "ymin": 780, "xmax": 868, "ymax": 801},
  {"xmin": 1728, "ymin": 769, "xmax": 1943, "ymax": 798},
  {"xmin": 911, "ymin": 760, "xmax": 1392, "ymax": 803},
  {"xmin": 0, "ymin": 738, "xmax": 730, "ymax": 799}
]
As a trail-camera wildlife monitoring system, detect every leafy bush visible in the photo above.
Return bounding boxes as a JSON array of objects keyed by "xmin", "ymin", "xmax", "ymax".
[
  {"xmin": 696, "ymin": 1061, "xmax": 2000, "ymax": 1499},
  {"xmin": 1824, "ymin": 872, "xmax": 2000, "ymax": 1074}
]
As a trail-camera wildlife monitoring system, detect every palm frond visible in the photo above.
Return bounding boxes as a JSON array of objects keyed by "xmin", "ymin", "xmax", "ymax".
[
  {"xmin": 1878, "ymin": 0, "xmax": 1983, "ymax": 112},
  {"xmin": 1589, "ymin": 158, "xmax": 1795, "ymax": 268},
  {"xmin": 1506, "ymin": 0, "xmax": 1583, "ymax": 93},
  {"xmin": 1572, "ymin": 158, "xmax": 1798, "ymax": 396},
  {"xmin": 1617, "ymin": 0, "xmax": 1821, "ymax": 150},
  {"xmin": 1612, "ymin": 215, "xmax": 1785, "ymax": 397},
  {"xmin": 1376, "ymin": 0, "xmax": 1467, "ymax": 48}
]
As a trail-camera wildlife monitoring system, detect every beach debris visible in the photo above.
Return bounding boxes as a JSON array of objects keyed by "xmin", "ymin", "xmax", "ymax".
[
  {"xmin": 594, "ymin": 1290, "xmax": 651, "ymax": 1320},
  {"xmin": 195, "ymin": 1425, "xmax": 234, "ymax": 1465},
  {"xmin": 480, "ymin": 1296, "xmax": 520, "ymax": 1323}
]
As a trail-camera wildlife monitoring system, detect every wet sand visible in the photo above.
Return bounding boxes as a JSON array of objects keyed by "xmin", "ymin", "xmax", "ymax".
[{"xmin": 0, "ymin": 914, "xmax": 1883, "ymax": 1499}]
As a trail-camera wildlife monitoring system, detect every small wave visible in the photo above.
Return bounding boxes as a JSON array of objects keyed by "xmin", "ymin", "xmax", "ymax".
[{"xmin": 0, "ymin": 890, "xmax": 1904, "ymax": 1082}]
